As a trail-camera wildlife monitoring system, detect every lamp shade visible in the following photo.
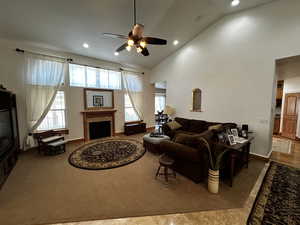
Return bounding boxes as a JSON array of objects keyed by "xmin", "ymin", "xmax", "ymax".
[{"xmin": 164, "ymin": 105, "xmax": 175, "ymax": 115}]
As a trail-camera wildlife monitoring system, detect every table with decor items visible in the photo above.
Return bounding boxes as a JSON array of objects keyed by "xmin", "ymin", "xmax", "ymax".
[{"xmin": 215, "ymin": 136, "xmax": 254, "ymax": 187}]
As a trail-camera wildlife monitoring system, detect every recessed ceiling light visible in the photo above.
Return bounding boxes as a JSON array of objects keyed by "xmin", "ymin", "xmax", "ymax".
[
  {"xmin": 173, "ymin": 40, "xmax": 179, "ymax": 45},
  {"xmin": 83, "ymin": 43, "xmax": 89, "ymax": 48},
  {"xmin": 114, "ymin": 52, "xmax": 119, "ymax": 56},
  {"xmin": 231, "ymin": 0, "xmax": 240, "ymax": 7}
]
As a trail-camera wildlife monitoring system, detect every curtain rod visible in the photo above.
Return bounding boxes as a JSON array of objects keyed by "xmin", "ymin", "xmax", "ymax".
[
  {"xmin": 70, "ymin": 62, "xmax": 121, "ymax": 73},
  {"xmin": 120, "ymin": 68, "xmax": 145, "ymax": 75},
  {"xmin": 15, "ymin": 48, "xmax": 73, "ymax": 62},
  {"xmin": 15, "ymin": 48, "xmax": 144, "ymax": 74}
]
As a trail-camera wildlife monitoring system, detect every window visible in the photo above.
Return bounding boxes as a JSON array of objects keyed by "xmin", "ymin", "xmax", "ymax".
[
  {"xmin": 69, "ymin": 64, "xmax": 121, "ymax": 90},
  {"xmin": 37, "ymin": 91, "xmax": 66, "ymax": 130},
  {"xmin": 155, "ymin": 94, "xmax": 166, "ymax": 113},
  {"xmin": 124, "ymin": 94, "xmax": 140, "ymax": 122}
]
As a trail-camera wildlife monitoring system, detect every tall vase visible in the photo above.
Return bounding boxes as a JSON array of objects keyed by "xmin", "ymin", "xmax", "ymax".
[{"xmin": 208, "ymin": 169, "xmax": 219, "ymax": 194}]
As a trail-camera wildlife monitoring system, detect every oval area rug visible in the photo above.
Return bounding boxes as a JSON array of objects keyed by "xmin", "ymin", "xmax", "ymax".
[{"xmin": 68, "ymin": 138, "xmax": 145, "ymax": 170}]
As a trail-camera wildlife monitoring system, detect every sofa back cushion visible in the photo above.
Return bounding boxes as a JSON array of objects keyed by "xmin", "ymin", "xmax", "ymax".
[
  {"xmin": 189, "ymin": 119, "xmax": 208, "ymax": 133},
  {"xmin": 174, "ymin": 117, "xmax": 191, "ymax": 131}
]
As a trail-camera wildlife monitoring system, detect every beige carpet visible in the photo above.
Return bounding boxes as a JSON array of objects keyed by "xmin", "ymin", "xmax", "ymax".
[
  {"xmin": 0, "ymin": 134, "xmax": 264, "ymax": 225},
  {"xmin": 272, "ymin": 137, "xmax": 292, "ymax": 154}
]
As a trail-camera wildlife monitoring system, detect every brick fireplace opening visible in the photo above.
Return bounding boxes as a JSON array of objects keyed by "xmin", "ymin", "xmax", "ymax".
[
  {"xmin": 89, "ymin": 121, "xmax": 111, "ymax": 140},
  {"xmin": 81, "ymin": 109, "xmax": 116, "ymax": 141}
]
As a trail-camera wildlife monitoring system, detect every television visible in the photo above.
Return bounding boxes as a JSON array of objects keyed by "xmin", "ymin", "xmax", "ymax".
[
  {"xmin": 0, "ymin": 90, "xmax": 18, "ymax": 158},
  {"xmin": 0, "ymin": 109, "xmax": 13, "ymax": 157}
]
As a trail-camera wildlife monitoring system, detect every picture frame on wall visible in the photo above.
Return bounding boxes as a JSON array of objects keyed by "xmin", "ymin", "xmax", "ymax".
[
  {"xmin": 84, "ymin": 88, "xmax": 114, "ymax": 110},
  {"xmin": 93, "ymin": 95, "xmax": 104, "ymax": 107}
]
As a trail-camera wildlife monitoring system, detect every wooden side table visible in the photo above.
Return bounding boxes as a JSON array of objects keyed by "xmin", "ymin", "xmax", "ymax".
[
  {"xmin": 155, "ymin": 154, "xmax": 176, "ymax": 182},
  {"xmin": 215, "ymin": 136, "xmax": 254, "ymax": 187}
]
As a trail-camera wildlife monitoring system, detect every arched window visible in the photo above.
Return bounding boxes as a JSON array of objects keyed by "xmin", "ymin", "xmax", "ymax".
[{"xmin": 192, "ymin": 88, "xmax": 202, "ymax": 112}]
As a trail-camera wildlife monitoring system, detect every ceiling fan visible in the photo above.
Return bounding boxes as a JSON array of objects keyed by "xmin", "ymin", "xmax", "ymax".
[{"xmin": 103, "ymin": 0, "xmax": 167, "ymax": 56}]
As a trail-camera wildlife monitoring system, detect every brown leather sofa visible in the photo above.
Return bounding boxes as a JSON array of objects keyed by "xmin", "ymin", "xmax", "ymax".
[{"xmin": 160, "ymin": 117, "xmax": 236, "ymax": 183}]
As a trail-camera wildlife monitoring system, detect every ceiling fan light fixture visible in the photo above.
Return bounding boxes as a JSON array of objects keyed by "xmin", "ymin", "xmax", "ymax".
[
  {"xmin": 231, "ymin": 0, "xmax": 240, "ymax": 7},
  {"xmin": 136, "ymin": 46, "xmax": 142, "ymax": 53},
  {"xmin": 83, "ymin": 43, "xmax": 89, "ymax": 48},
  {"xmin": 126, "ymin": 45, "xmax": 132, "ymax": 51},
  {"xmin": 127, "ymin": 39, "xmax": 134, "ymax": 46},
  {"xmin": 140, "ymin": 40, "xmax": 146, "ymax": 48},
  {"xmin": 114, "ymin": 52, "xmax": 119, "ymax": 56}
]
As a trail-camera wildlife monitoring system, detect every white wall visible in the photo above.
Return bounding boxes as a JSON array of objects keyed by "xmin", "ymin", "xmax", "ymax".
[
  {"xmin": 150, "ymin": 0, "xmax": 300, "ymax": 157},
  {"xmin": 0, "ymin": 38, "xmax": 155, "ymax": 144}
]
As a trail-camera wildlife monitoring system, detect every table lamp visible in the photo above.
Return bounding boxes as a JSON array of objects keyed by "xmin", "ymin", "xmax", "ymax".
[{"xmin": 164, "ymin": 105, "xmax": 175, "ymax": 121}]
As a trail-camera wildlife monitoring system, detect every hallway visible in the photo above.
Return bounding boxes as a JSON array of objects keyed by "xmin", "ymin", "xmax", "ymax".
[{"xmin": 271, "ymin": 136, "xmax": 300, "ymax": 168}]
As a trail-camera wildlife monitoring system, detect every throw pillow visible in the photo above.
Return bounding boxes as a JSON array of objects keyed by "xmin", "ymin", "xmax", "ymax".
[
  {"xmin": 167, "ymin": 121, "xmax": 182, "ymax": 130},
  {"xmin": 208, "ymin": 124, "xmax": 223, "ymax": 131}
]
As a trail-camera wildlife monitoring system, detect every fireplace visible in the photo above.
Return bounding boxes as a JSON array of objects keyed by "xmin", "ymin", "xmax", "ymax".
[
  {"xmin": 81, "ymin": 109, "xmax": 117, "ymax": 141},
  {"xmin": 89, "ymin": 121, "xmax": 111, "ymax": 140}
]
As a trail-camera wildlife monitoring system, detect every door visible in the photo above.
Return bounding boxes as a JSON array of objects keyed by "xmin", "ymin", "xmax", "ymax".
[{"xmin": 282, "ymin": 93, "xmax": 300, "ymax": 139}]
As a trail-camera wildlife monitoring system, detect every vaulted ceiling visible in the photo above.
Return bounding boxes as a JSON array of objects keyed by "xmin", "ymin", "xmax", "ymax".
[{"xmin": 0, "ymin": 0, "xmax": 274, "ymax": 68}]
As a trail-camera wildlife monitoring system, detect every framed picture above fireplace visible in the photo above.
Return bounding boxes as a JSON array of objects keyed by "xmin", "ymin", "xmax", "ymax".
[{"xmin": 84, "ymin": 88, "xmax": 114, "ymax": 110}]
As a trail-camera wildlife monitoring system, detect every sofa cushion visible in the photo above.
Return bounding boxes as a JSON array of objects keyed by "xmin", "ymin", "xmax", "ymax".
[
  {"xmin": 174, "ymin": 133, "xmax": 202, "ymax": 148},
  {"xmin": 188, "ymin": 119, "xmax": 208, "ymax": 133},
  {"xmin": 174, "ymin": 117, "xmax": 191, "ymax": 131},
  {"xmin": 166, "ymin": 121, "xmax": 182, "ymax": 130},
  {"xmin": 160, "ymin": 140, "xmax": 202, "ymax": 163},
  {"xmin": 174, "ymin": 130, "xmax": 199, "ymax": 136}
]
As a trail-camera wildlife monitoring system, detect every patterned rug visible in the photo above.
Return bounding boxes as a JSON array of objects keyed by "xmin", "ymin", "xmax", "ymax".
[
  {"xmin": 68, "ymin": 138, "xmax": 145, "ymax": 170},
  {"xmin": 247, "ymin": 162, "xmax": 300, "ymax": 225}
]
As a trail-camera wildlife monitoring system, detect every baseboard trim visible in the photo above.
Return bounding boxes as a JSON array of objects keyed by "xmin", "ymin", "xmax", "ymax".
[
  {"xmin": 68, "ymin": 138, "xmax": 84, "ymax": 144},
  {"xmin": 250, "ymin": 152, "xmax": 271, "ymax": 162}
]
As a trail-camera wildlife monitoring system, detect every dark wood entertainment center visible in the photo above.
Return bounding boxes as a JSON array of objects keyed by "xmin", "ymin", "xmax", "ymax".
[{"xmin": 0, "ymin": 87, "xmax": 20, "ymax": 190}]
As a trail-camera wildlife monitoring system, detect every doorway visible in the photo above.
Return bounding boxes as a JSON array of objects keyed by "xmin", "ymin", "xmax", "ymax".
[{"xmin": 273, "ymin": 55, "xmax": 300, "ymax": 140}]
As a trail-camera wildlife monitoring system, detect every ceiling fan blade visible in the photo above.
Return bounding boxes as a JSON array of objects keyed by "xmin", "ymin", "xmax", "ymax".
[
  {"xmin": 144, "ymin": 37, "xmax": 167, "ymax": 45},
  {"xmin": 116, "ymin": 43, "xmax": 128, "ymax": 52},
  {"xmin": 141, "ymin": 47, "xmax": 150, "ymax": 56},
  {"xmin": 103, "ymin": 33, "xmax": 128, "ymax": 39}
]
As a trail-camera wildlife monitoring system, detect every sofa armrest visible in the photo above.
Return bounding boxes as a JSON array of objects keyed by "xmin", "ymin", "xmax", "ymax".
[{"xmin": 160, "ymin": 140, "xmax": 203, "ymax": 163}]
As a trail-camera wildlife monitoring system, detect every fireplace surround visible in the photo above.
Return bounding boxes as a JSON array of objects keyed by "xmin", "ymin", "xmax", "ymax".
[{"xmin": 81, "ymin": 109, "xmax": 117, "ymax": 141}]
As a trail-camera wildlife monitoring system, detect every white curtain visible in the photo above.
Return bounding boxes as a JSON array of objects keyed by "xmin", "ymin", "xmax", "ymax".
[
  {"xmin": 24, "ymin": 54, "xmax": 66, "ymax": 148},
  {"xmin": 122, "ymin": 71, "xmax": 144, "ymax": 120}
]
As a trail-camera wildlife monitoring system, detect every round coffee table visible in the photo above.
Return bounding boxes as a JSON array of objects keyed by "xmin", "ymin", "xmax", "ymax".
[{"xmin": 143, "ymin": 133, "xmax": 170, "ymax": 154}]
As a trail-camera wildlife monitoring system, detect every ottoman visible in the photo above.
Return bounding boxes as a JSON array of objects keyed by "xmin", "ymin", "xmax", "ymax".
[{"xmin": 143, "ymin": 133, "xmax": 170, "ymax": 154}]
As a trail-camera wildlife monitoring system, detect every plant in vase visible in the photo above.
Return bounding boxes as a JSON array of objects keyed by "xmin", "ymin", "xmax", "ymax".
[{"xmin": 199, "ymin": 138, "xmax": 229, "ymax": 194}]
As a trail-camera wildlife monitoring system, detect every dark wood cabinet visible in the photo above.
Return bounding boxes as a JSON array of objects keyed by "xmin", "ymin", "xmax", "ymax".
[{"xmin": 124, "ymin": 122, "xmax": 146, "ymax": 135}]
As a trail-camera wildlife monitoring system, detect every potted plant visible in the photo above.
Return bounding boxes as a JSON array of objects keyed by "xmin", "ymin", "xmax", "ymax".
[{"xmin": 199, "ymin": 138, "xmax": 229, "ymax": 194}]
